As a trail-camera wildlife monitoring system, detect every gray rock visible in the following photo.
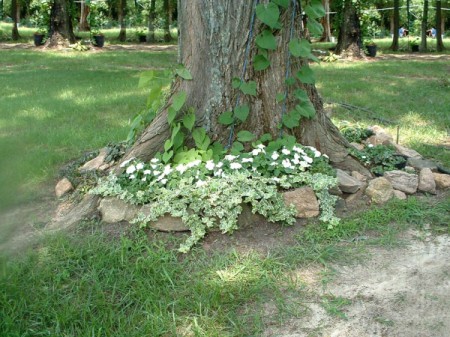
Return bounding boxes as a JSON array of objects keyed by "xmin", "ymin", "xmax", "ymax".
[
  {"xmin": 99, "ymin": 197, "xmax": 139, "ymax": 223},
  {"xmin": 350, "ymin": 142, "xmax": 364, "ymax": 151},
  {"xmin": 418, "ymin": 168, "xmax": 436, "ymax": 194},
  {"xmin": 55, "ymin": 178, "xmax": 74, "ymax": 198},
  {"xmin": 384, "ymin": 170, "xmax": 419, "ymax": 194},
  {"xmin": 433, "ymin": 173, "xmax": 450, "ymax": 189},
  {"xmin": 365, "ymin": 177, "xmax": 394, "ymax": 204},
  {"xmin": 366, "ymin": 126, "xmax": 394, "ymax": 146},
  {"xmin": 393, "ymin": 190, "xmax": 407, "ymax": 200},
  {"xmin": 48, "ymin": 194, "xmax": 100, "ymax": 231},
  {"xmin": 336, "ymin": 169, "xmax": 364, "ymax": 194},
  {"xmin": 282, "ymin": 187, "xmax": 320, "ymax": 218},
  {"xmin": 407, "ymin": 158, "xmax": 438, "ymax": 171},
  {"xmin": 79, "ymin": 148, "xmax": 108, "ymax": 172},
  {"xmin": 393, "ymin": 144, "xmax": 422, "ymax": 159},
  {"xmin": 351, "ymin": 171, "xmax": 368, "ymax": 182}
]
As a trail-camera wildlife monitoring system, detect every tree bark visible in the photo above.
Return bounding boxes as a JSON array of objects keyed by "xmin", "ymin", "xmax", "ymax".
[
  {"xmin": 147, "ymin": 0, "xmax": 156, "ymax": 43},
  {"xmin": 420, "ymin": 0, "xmax": 428, "ymax": 52},
  {"xmin": 117, "ymin": 0, "xmax": 127, "ymax": 42},
  {"xmin": 390, "ymin": 0, "xmax": 400, "ymax": 51},
  {"xmin": 122, "ymin": 0, "xmax": 369, "ymax": 175},
  {"xmin": 335, "ymin": 0, "xmax": 365, "ymax": 58},
  {"xmin": 436, "ymin": 0, "xmax": 445, "ymax": 51},
  {"xmin": 47, "ymin": 0, "xmax": 76, "ymax": 47},
  {"xmin": 11, "ymin": 0, "xmax": 20, "ymax": 40},
  {"xmin": 79, "ymin": 2, "xmax": 90, "ymax": 31}
]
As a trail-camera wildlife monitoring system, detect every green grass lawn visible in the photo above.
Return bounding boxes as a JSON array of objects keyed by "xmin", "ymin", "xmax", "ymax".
[{"xmin": 0, "ymin": 49, "xmax": 177, "ymax": 211}]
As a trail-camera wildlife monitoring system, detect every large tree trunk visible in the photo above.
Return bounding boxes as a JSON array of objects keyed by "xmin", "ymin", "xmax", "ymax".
[
  {"xmin": 11, "ymin": 0, "xmax": 20, "ymax": 40},
  {"xmin": 436, "ymin": 0, "xmax": 445, "ymax": 51},
  {"xmin": 122, "ymin": 0, "xmax": 368, "ymax": 175},
  {"xmin": 420, "ymin": 0, "xmax": 428, "ymax": 52},
  {"xmin": 117, "ymin": 0, "xmax": 126, "ymax": 42},
  {"xmin": 147, "ymin": 0, "xmax": 156, "ymax": 43},
  {"xmin": 47, "ymin": 0, "xmax": 76, "ymax": 47},
  {"xmin": 335, "ymin": 0, "xmax": 365, "ymax": 58},
  {"xmin": 390, "ymin": 0, "xmax": 400, "ymax": 51}
]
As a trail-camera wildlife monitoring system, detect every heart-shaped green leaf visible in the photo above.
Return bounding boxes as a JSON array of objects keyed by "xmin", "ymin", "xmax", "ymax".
[
  {"xmin": 234, "ymin": 105, "xmax": 250, "ymax": 122},
  {"xmin": 256, "ymin": 29, "xmax": 277, "ymax": 50},
  {"xmin": 256, "ymin": 3, "xmax": 280, "ymax": 29}
]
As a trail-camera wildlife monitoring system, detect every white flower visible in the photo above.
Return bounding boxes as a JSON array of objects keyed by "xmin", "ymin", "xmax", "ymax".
[
  {"xmin": 282, "ymin": 159, "xmax": 293, "ymax": 169},
  {"xmin": 214, "ymin": 169, "xmax": 223, "ymax": 177},
  {"xmin": 282, "ymin": 148, "xmax": 291, "ymax": 155},
  {"xmin": 176, "ymin": 164, "xmax": 188, "ymax": 174},
  {"xmin": 151, "ymin": 164, "xmax": 158, "ymax": 169},
  {"xmin": 323, "ymin": 154, "xmax": 329, "ymax": 159},
  {"xmin": 313, "ymin": 150, "xmax": 321, "ymax": 158},
  {"xmin": 153, "ymin": 170, "xmax": 161, "ymax": 176},
  {"xmin": 292, "ymin": 158, "xmax": 300, "ymax": 165},
  {"xmin": 129, "ymin": 174, "xmax": 136, "ymax": 180},
  {"xmin": 141, "ymin": 177, "xmax": 147, "ymax": 182},
  {"xmin": 136, "ymin": 162, "xmax": 144, "ymax": 170},
  {"xmin": 256, "ymin": 144, "xmax": 266, "ymax": 149},
  {"xmin": 119, "ymin": 158, "xmax": 133, "ymax": 168},
  {"xmin": 242, "ymin": 157, "xmax": 253, "ymax": 163},
  {"xmin": 205, "ymin": 160, "xmax": 215, "ymax": 170},
  {"xmin": 196, "ymin": 180, "xmax": 207, "ymax": 187},
  {"xmin": 160, "ymin": 178, "xmax": 167, "ymax": 185},
  {"xmin": 151, "ymin": 158, "xmax": 159, "ymax": 163},
  {"xmin": 270, "ymin": 162, "xmax": 278, "ymax": 166},
  {"xmin": 224, "ymin": 155, "xmax": 237, "ymax": 161},
  {"xmin": 271, "ymin": 152, "xmax": 279, "ymax": 160},
  {"xmin": 144, "ymin": 170, "xmax": 151, "ymax": 175},
  {"xmin": 293, "ymin": 146, "xmax": 302, "ymax": 153},
  {"xmin": 252, "ymin": 148, "xmax": 262, "ymax": 156},
  {"xmin": 300, "ymin": 161, "xmax": 310, "ymax": 169},
  {"xmin": 367, "ymin": 144, "xmax": 374, "ymax": 148},
  {"xmin": 230, "ymin": 162, "xmax": 242, "ymax": 170},
  {"xmin": 302, "ymin": 155, "xmax": 313, "ymax": 164},
  {"xmin": 163, "ymin": 165, "xmax": 172, "ymax": 175},
  {"xmin": 126, "ymin": 165, "xmax": 136, "ymax": 174},
  {"xmin": 272, "ymin": 177, "xmax": 280, "ymax": 182},
  {"xmin": 187, "ymin": 160, "xmax": 201, "ymax": 168}
]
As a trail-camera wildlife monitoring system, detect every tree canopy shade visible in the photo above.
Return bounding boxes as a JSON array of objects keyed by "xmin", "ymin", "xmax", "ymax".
[{"xmin": 122, "ymin": 0, "xmax": 368, "ymax": 175}]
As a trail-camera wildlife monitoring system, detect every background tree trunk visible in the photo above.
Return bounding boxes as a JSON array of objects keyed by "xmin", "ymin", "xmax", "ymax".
[
  {"xmin": 11, "ymin": 0, "xmax": 20, "ymax": 40},
  {"xmin": 79, "ymin": 2, "xmax": 90, "ymax": 31},
  {"xmin": 436, "ymin": 0, "xmax": 445, "ymax": 51},
  {"xmin": 47, "ymin": 0, "xmax": 76, "ymax": 47},
  {"xmin": 420, "ymin": 0, "xmax": 428, "ymax": 52},
  {"xmin": 163, "ymin": 0, "xmax": 171, "ymax": 42},
  {"xmin": 390, "ymin": 0, "xmax": 400, "ymax": 51},
  {"xmin": 117, "ymin": 0, "xmax": 127, "ymax": 42},
  {"xmin": 335, "ymin": 0, "xmax": 365, "ymax": 58},
  {"xmin": 147, "ymin": 0, "xmax": 156, "ymax": 43},
  {"xmin": 320, "ymin": 0, "xmax": 332, "ymax": 42},
  {"xmin": 122, "ymin": 0, "xmax": 369, "ymax": 175}
]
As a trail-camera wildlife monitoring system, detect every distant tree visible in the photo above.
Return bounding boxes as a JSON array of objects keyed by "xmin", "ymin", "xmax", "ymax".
[
  {"xmin": 147, "ymin": 0, "xmax": 156, "ymax": 43},
  {"xmin": 11, "ymin": 0, "xmax": 20, "ymax": 40},
  {"xmin": 335, "ymin": 0, "xmax": 365, "ymax": 58},
  {"xmin": 420, "ymin": 0, "xmax": 429, "ymax": 51},
  {"xmin": 47, "ymin": 0, "xmax": 76, "ymax": 47},
  {"xmin": 117, "ymin": 0, "xmax": 127, "ymax": 41},
  {"xmin": 162, "ymin": 0, "xmax": 171, "ymax": 42},
  {"xmin": 390, "ymin": 0, "xmax": 400, "ymax": 50},
  {"xmin": 320, "ymin": 0, "xmax": 332, "ymax": 42},
  {"xmin": 435, "ymin": 0, "xmax": 445, "ymax": 51}
]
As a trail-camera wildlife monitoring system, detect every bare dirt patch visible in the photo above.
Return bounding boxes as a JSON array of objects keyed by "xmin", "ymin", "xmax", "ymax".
[{"xmin": 262, "ymin": 229, "xmax": 450, "ymax": 337}]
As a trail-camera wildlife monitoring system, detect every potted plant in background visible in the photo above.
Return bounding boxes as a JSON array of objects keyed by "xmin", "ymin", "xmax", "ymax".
[
  {"xmin": 409, "ymin": 38, "xmax": 419, "ymax": 52},
  {"xmin": 91, "ymin": 28, "xmax": 105, "ymax": 48},
  {"xmin": 365, "ymin": 40, "xmax": 377, "ymax": 57},
  {"xmin": 135, "ymin": 27, "xmax": 147, "ymax": 43},
  {"xmin": 33, "ymin": 27, "xmax": 46, "ymax": 46}
]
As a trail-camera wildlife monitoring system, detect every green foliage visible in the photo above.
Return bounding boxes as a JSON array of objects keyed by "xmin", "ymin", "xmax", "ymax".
[
  {"xmin": 92, "ymin": 143, "xmax": 338, "ymax": 251},
  {"xmin": 256, "ymin": 29, "xmax": 278, "ymax": 50},
  {"xmin": 350, "ymin": 144, "xmax": 407, "ymax": 176},
  {"xmin": 341, "ymin": 127, "xmax": 374, "ymax": 143}
]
